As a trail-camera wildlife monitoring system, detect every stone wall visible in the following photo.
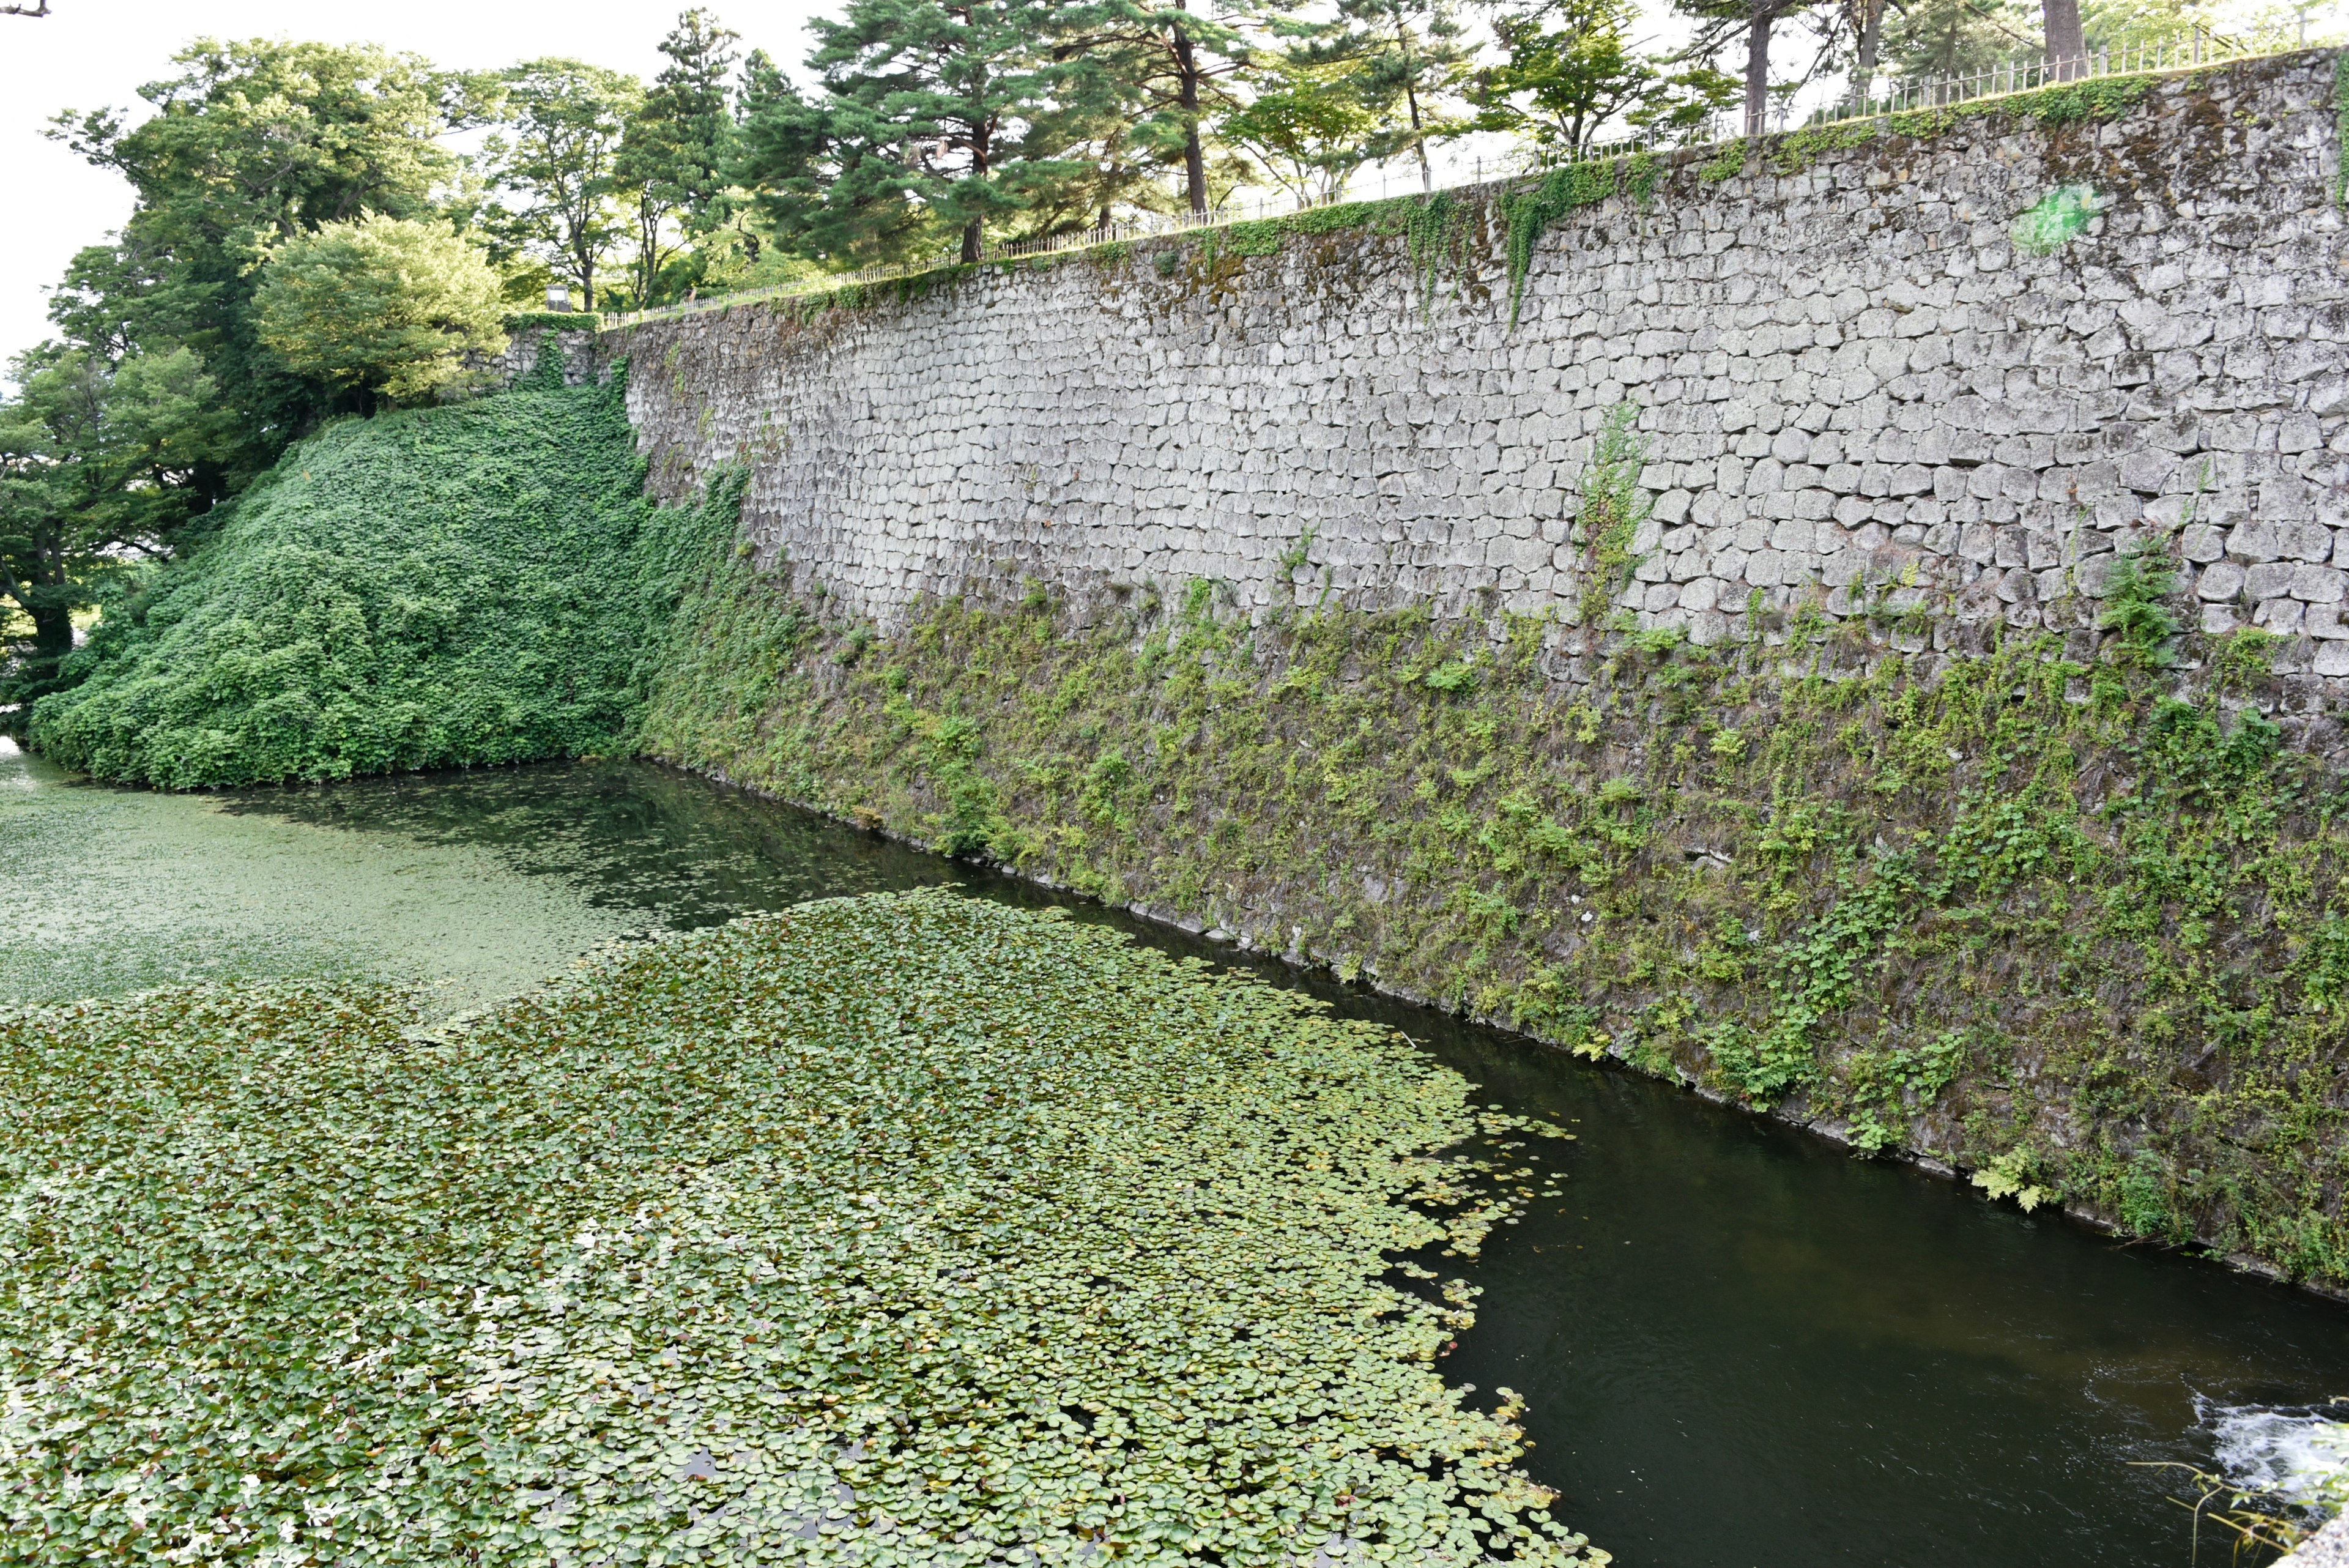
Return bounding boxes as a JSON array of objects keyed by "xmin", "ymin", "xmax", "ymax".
[{"xmin": 608, "ymin": 51, "xmax": 2347, "ymax": 688}]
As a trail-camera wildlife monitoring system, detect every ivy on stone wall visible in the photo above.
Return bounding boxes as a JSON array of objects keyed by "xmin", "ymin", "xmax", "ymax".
[{"xmin": 2337, "ymin": 50, "xmax": 2348, "ymax": 206}]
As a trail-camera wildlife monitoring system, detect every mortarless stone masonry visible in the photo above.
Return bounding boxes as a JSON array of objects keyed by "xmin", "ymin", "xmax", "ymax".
[{"xmin": 600, "ymin": 51, "xmax": 2348, "ymax": 684}]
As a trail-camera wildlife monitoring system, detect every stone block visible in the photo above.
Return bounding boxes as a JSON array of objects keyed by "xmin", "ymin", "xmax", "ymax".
[
  {"xmin": 2293, "ymin": 564, "xmax": 2347, "ymax": 603},
  {"xmin": 2196, "ymin": 561, "xmax": 2247, "ymax": 601}
]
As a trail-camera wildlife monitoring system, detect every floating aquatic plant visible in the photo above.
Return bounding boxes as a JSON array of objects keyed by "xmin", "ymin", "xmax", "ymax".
[{"xmin": 0, "ymin": 891, "xmax": 1598, "ymax": 1565}]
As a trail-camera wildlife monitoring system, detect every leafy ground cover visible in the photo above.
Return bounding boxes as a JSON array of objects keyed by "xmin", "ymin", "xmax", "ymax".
[
  {"xmin": 0, "ymin": 891, "xmax": 1597, "ymax": 1566},
  {"xmin": 26, "ymin": 359, "xmax": 733, "ymax": 789}
]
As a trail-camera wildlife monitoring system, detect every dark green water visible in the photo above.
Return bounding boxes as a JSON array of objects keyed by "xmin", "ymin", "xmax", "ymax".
[{"xmin": 7, "ymin": 746, "xmax": 2347, "ymax": 1566}]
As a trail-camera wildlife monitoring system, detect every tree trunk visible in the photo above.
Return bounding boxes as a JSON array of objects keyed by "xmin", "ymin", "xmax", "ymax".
[
  {"xmin": 1849, "ymin": 0, "xmax": 1883, "ymax": 113},
  {"xmin": 961, "ymin": 217, "xmax": 983, "ymax": 264},
  {"xmin": 15, "ymin": 598, "xmax": 74, "ymax": 708},
  {"xmin": 1172, "ymin": 8, "xmax": 1208, "ymax": 216},
  {"xmin": 1743, "ymin": 9, "xmax": 1773, "ymax": 137},
  {"xmin": 1401, "ymin": 24, "xmax": 1432, "ymax": 193},
  {"xmin": 2042, "ymin": 0, "xmax": 2087, "ymax": 79}
]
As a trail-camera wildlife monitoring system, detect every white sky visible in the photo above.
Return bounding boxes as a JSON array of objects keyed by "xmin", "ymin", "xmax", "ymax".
[
  {"xmin": 0, "ymin": 0, "xmax": 828, "ymax": 377},
  {"xmin": 2, "ymin": 0, "xmax": 2327, "ymax": 381}
]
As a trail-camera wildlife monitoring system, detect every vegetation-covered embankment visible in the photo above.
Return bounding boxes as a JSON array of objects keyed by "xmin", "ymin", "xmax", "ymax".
[
  {"xmin": 0, "ymin": 892, "xmax": 1594, "ymax": 1564},
  {"xmin": 637, "ymin": 548, "xmax": 2349, "ymax": 1290},
  {"xmin": 26, "ymin": 357, "xmax": 732, "ymax": 789}
]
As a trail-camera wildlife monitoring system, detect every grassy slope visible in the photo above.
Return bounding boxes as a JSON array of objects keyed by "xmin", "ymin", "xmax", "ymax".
[{"xmin": 30, "ymin": 363, "xmax": 729, "ymax": 788}]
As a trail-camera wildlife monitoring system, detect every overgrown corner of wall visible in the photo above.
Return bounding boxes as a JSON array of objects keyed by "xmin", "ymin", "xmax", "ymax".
[{"xmin": 2337, "ymin": 46, "xmax": 2348, "ymax": 207}]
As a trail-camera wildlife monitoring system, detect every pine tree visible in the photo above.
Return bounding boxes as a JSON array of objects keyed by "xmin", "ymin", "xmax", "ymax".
[
  {"xmin": 735, "ymin": 0, "xmax": 1071, "ymax": 266},
  {"xmin": 1319, "ymin": 0, "xmax": 1474, "ymax": 192},
  {"xmin": 615, "ymin": 10, "xmax": 743, "ymax": 305},
  {"xmin": 1050, "ymin": 0, "xmax": 1281, "ymax": 217}
]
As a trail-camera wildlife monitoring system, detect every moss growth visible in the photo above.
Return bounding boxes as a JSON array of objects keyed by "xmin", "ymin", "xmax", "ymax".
[
  {"xmin": 501, "ymin": 310, "xmax": 603, "ymax": 331},
  {"xmin": 30, "ymin": 370, "xmax": 738, "ymax": 787},
  {"xmin": 638, "ymin": 540, "xmax": 2349, "ymax": 1290},
  {"xmin": 1697, "ymin": 138, "xmax": 1749, "ymax": 184},
  {"xmin": 2337, "ymin": 49, "xmax": 2348, "ymax": 207}
]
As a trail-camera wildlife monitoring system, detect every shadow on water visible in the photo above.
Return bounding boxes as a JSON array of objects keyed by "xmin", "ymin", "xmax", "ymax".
[{"xmin": 21, "ymin": 755, "xmax": 2349, "ymax": 1566}]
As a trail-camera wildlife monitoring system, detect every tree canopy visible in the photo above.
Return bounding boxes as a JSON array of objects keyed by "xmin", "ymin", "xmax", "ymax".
[
  {"xmin": 10, "ymin": 0, "xmax": 2262, "ymax": 719},
  {"xmin": 253, "ymin": 217, "xmax": 510, "ymax": 407}
]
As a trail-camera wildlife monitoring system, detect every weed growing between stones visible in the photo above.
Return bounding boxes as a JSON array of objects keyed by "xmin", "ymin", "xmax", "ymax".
[
  {"xmin": 1571, "ymin": 406, "xmax": 1653, "ymax": 628},
  {"xmin": 0, "ymin": 893, "xmax": 1597, "ymax": 1564},
  {"xmin": 640, "ymin": 543, "xmax": 2349, "ymax": 1290},
  {"xmin": 2337, "ymin": 50, "xmax": 2349, "ymax": 205}
]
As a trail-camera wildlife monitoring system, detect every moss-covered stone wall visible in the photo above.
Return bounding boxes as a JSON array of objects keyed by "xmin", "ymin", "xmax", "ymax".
[
  {"xmin": 610, "ymin": 53, "xmax": 2349, "ymax": 1290},
  {"xmin": 608, "ymin": 51, "xmax": 2346, "ymax": 720},
  {"xmin": 638, "ymin": 564, "xmax": 2349, "ymax": 1291}
]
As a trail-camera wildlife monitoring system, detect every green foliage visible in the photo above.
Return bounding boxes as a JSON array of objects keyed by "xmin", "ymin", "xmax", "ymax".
[
  {"xmin": 44, "ymin": 39, "xmax": 469, "ymax": 489},
  {"xmin": 2338, "ymin": 50, "xmax": 2348, "ymax": 208},
  {"xmin": 2009, "ymin": 184, "xmax": 2108, "ymax": 255},
  {"xmin": 0, "ymin": 346, "xmax": 232, "ymax": 716},
  {"xmin": 733, "ymin": 0, "xmax": 1078, "ymax": 266},
  {"xmin": 1220, "ymin": 65, "xmax": 1380, "ymax": 204},
  {"xmin": 611, "ymin": 10, "xmax": 743, "ymax": 309},
  {"xmin": 634, "ymin": 525, "xmax": 2349, "ymax": 1288},
  {"xmin": 501, "ymin": 310, "xmax": 604, "ymax": 331},
  {"xmin": 1575, "ymin": 402, "xmax": 1651, "ymax": 625},
  {"xmin": 481, "ymin": 59, "xmax": 644, "ymax": 312},
  {"xmin": 1424, "ymin": 657, "xmax": 1480, "ymax": 691},
  {"xmin": 1696, "ymin": 137, "xmax": 1748, "ymax": 182},
  {"xmin": 29, "ymin": 374, "xmax": 737, "ymax": 787},
  {"xmin": 1314, "ymin": 0, "xmax": 1477, "ymax": 184},
  {"xmin": 2013, "ymin": 72, "xmax": 2159, "ymax": 124},
  {"xmin": 1499, "ymin": 154, "xmax": 1641, "ymax": 324},
  {"xmin": 253, "ymin": 215, "xmax": 510, "ymax": 404},
  {"xmin": 1470, "ymin": 0, "xmax": 1735, "ymax": 164},
  {"xmin": 2097, "ymin": 540, "xmax": 2181, "ymax": 663},
  {"xmin": 1403, "ymin": 188, "xmax": 1482, "ymax": 315},
  {"xmin": 0, "ymin": 892, "xmax": 1601, "ymax": 1564},
  {"xmin": 1973, "ymin": 1146, "xmax": 2054, "ymax": 1212},
  {"xmin": 1844, "ymin": 1030, "xmax": 1969, "ymax": 1153},
  {"xmin": 1880, "ymin": 0, "xmax": 2044, "ymax": 80}
]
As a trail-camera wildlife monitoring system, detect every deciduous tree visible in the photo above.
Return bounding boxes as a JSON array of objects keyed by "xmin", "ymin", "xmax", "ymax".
[
  {"xmin": 486, "ymin": 59, "xmax": 641, "ymax": 310},
  {"xmin": 46, "ymin": 39, "xmax": 462, "ymax": 483},
  {"xmin": 1475, "ymin": 0, "xmax": 1734, "ymax": 151},
  {"xmin": 1220, "ymin": 64, "xmax": 1376, "ymax": 201},
  {"xmin": 0, "ymin": 346, "xmax": 225, "ymax": 716},
  {"xmin": 253, "ymin": 217, "xmax": 510, "ymax": 407}
]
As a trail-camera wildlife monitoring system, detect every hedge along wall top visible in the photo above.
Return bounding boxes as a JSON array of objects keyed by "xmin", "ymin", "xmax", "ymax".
[{"xmin": 604, "ymin": 51, "xmax": 2347, "ymax": 718}]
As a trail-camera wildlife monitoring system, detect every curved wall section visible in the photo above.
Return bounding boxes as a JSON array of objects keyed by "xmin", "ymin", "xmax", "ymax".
[{"xmin": 612, "ymin": 51, "xmax": 2345, "ymax": 689}]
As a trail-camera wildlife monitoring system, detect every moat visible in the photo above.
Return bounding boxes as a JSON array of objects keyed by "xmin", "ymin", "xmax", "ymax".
[{"xmin": 8, "ymin": 738, "xmax": 2347, "ymax": 1566}]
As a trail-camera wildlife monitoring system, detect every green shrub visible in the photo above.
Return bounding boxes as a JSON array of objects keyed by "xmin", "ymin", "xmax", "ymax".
[{"xmin": 29, "ymin": 373, "xmax": 736, "ymax": 787}]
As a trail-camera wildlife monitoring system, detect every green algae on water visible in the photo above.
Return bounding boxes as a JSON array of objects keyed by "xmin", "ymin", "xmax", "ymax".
[
  {"xmin": 0, "ymin": 891, "xmax": 1600, "ymax": 1566},
  {"xmin": 0, "ymin": 740, "xmax": 636, "ymax": 1011}
]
